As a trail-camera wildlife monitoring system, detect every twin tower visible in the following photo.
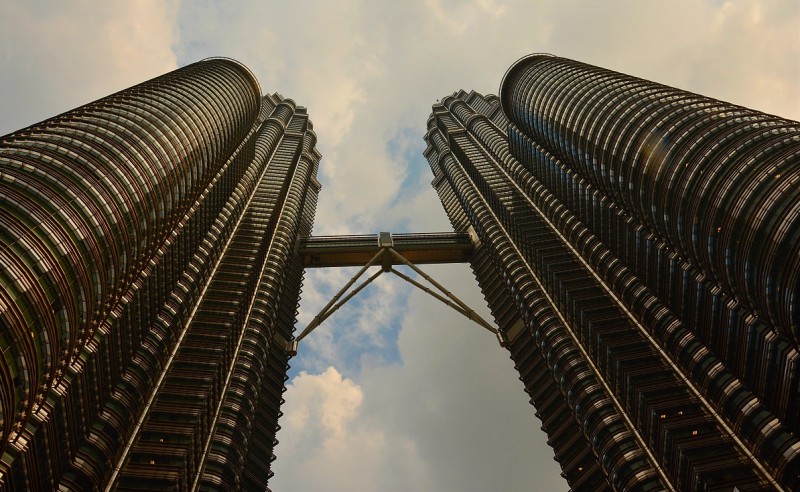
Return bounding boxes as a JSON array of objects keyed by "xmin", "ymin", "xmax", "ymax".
[{"xmin": 0, "ymin": 55, "xmax": 798, "ymax": 490}]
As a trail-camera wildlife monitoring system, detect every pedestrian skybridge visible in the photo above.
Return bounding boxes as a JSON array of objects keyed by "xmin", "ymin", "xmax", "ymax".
[{"xmin": 291, "ymin": 231, "xmax": 503, "ymax": 352}]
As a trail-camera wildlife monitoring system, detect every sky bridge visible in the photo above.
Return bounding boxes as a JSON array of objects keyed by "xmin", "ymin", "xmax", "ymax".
[
  {"xmin": 298, "ymin": 231, "xmax": 475, "ymax": 269},
  {"xmin": 292, "ymin": 231, "xmax": 500, "ymax": 351}
]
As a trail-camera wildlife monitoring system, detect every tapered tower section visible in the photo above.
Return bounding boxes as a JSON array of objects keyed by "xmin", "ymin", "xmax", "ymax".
[
  {"xmin": 426, "ymin": 55, "xmax": 800, "ymax": 490},
  {"xmin": 0, "ymin": 59, "xmax": 320, "ymax": 490}
]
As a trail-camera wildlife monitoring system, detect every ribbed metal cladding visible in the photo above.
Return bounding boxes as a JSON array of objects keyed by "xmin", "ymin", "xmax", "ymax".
[
  {"xmin": 500, "ymin": 55, "xmax": 800, "ymax": 348},
  {"xmin": 498, "ymin": 55, "xmax": 800, "ymax": 489},
  {"xmin": 425, "ymin": 92, "xmax": 668, "ymax": 491},
  {"xmin": 0, "ymin": 57, "xmax": 259, "ymax": 475},
  {"xmin": 0, "ymin": 61, "xmax": 320, "ymax": 491},
  {"xmin": 426, "ymin": 79, "xmax": 800, "ymax": 490}
]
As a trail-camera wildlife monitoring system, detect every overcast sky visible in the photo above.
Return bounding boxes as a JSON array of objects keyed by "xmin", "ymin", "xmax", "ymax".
[{"xmin": 1, "ymin": 1, "xmax": 798, "ymax": 491}]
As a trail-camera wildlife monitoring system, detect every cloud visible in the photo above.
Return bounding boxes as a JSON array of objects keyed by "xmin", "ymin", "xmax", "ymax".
[
  {"xmin": 275, "ymin": 265, "xmax": 567, "ymax": 491},
  {"xmin": 275, "ymin": 366, "xmax": 433, "ymax": 491},
  {"xmin": 691, "ymin": 0, "xmax": 800, "ymax": 119},
  {"xmin": 281, "ymin": 367, "xmax": 363, "ymax": 446},
  {"xmin": 541, "ymin": 0, "xmax": 800, "ymax": 120},
  {"xmin": 0, "ymin": 0, "xmax": 179, "ymax": 134}
]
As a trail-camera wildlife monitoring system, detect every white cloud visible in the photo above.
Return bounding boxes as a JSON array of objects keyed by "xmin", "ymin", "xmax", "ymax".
[
  {"xmin": 0, "ymin": 0, "xmax": 179, "ymax": 134},
  {"xmin": 540, "ymin": 0, "xmax": 800, "ymax": 120},
  {"xmin": 276, "ymin": 264, "xmax": 567, "ymax": 491},
  {"xmin": 276, "ymin": 366, "xmax": 434, "ymax": 491},
  {"xmin": 281, "ymin": 367, "xmax": 363, "ymax": 445}
]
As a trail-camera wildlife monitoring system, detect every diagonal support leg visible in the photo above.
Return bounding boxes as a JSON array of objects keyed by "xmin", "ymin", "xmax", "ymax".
[
  {"xmin": 290, "ymin": 243, "xmax": 506, "ymax": 355},
  {"xmin": 387, "ymin": 248, "xmax": 499, "ymax": 336},
  {"xmin": 295, "ymin": 248, "xmax": 385, "ymax": 344},
  {"xmin": 389, "ymin": 267, "xmax": 497, "ymax": 335},
  {"xmin": 297, "ymin": 268, "xmax": 384, "ymax": 343}
]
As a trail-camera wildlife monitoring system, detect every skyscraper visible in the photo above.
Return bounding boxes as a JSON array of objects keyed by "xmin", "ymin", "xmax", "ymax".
[
  {"xmin": 424, "ymin": 54, "xmax": 799, "ymax": 490},
  {"xmin": 2, "ymin": 52, "xmax": 799, "ymax": 492},
  {"xmin": 0, "ymin": 58, "xmax": 320, "ymax": 490}
]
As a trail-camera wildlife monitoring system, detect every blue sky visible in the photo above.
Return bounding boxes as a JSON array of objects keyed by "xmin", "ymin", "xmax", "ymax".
[{"xmin": 1, "ymin": 1, "xmax": 798, "ymax": 490}]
